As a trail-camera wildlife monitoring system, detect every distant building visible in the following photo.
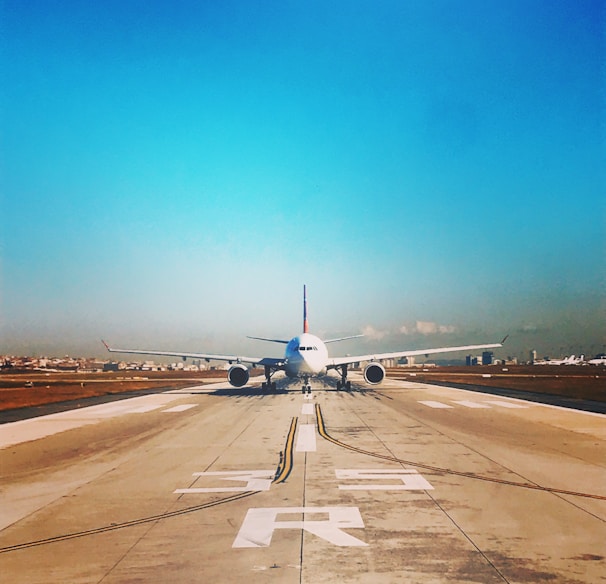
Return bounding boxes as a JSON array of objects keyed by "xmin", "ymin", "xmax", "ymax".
[{"xmin": 482, "ymin": 351, "xmax": 493, "ymax": 365}]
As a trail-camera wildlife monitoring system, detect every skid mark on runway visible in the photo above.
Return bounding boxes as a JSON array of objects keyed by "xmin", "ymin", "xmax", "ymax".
[{"xmin": 315, "ymin": 403, "xmax": 606, "ymax": 501}]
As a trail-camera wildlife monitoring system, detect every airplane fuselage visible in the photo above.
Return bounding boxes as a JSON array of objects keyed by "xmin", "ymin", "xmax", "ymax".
[{"xmin": 284, "ymin": 333, "xmax": 328, "ymax": 378}]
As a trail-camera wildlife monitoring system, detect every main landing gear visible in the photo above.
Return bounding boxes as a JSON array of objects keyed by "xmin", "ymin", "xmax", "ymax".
[
  {"xmin": 262, "ymin": 381, "xmax": 277, "ymax": 391},
  {"xmin": 336, "ymin": 365, "xmax": 352, "ymax": 391},
  {"xmin": 261, "ymin": 365, "xmax": 277, "ymax": 392}
]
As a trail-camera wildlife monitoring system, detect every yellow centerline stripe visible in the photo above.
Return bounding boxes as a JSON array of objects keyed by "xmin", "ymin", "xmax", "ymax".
[
  {"xmin": 315, "ymin": 404, "xmax": 606, "ymax": 501},
  {"xmin": 273, "ymin": 416, "xmax": 298, "ymax": 483}
]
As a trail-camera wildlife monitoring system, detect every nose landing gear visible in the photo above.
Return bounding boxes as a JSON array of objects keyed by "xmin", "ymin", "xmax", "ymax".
[{"xmin": 301, "ymin": 376, "xmax": 312, "ymax": 394}]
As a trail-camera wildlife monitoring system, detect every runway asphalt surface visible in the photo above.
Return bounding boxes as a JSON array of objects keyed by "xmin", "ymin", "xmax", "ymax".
[{"xmin": 0, "ymin": 373, "xmax": 604, "ymax": 583}]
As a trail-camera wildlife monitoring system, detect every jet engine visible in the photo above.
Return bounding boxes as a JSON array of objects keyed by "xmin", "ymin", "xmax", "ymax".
[
  {"xmin": 228, "ymin": 364, "xmax": 250, "ymax": 387},
  {"xmin": 363, "ymin": 362, "xmax": 385, "ymax": 385}
]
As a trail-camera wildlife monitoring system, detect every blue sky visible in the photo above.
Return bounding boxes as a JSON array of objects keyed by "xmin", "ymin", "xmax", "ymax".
[{"xmin": 1, "ymin": 0, "xmax": 604, "ymax": 359}]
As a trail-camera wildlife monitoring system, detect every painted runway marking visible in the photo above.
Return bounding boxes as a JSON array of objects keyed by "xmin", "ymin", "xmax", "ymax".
[
  {"xmin": 129, "ymin": 404, "xmax": 163, "ymax": 413},
  {"xmin": 233, "ymin": 507, "xmax": 368, "ymax": 548},
  {"xmin": 174, "ymin": 470, "xmax": 275, "ymax": 494},
  {"xmin": 485, "ymin": 400, "xmax": 528, "ymax": 409},
  {"xmin": 418, "ymin": 400, "xmax": 454, "ymax": 409},
  {"xmin": 453, "ymin": 400, "xmax": 491, "ymax": 409},
  {"xmin": 296, "ymin": 424, "xmax": 317, "ymax": 451},
  {"xmin": 80, "ymin": 403, "xmax": 135, "ymax": 416},
  {"xmin": 162, "ymin": 404, "xmax": 198, "ymax": 413},
  {"xmin": 304, "ymin": 393, "xmax": 314, "ymax": 400},
  {"xmin": 301, "ymin": 403, "xmax": 315, "ymax": 415},
  {"xmin": 336, "ymin": 468, "xmax": 434, "ymax": 491},
  {"xmin": 419, "ymin": 399, "xmax": 530, "ymax": 410}
]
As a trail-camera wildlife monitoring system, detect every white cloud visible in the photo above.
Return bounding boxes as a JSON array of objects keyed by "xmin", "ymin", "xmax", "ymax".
[
  {"xmin": 367, "ymin": 321, "xmax": 457, "ymax": 340},
  {"xmin": 438, "ymin": 324, "xmax": 456, "ymax": 334},
  {"xmin": 415, "ymin": 321, "xmax": 438, "ymax": 335},
  {"xmin": 520, "ymin": 323, "xmax": 538, "ymax": 332},
  {"xmin": 399, "ymin": 321, "xmax": 457, "ymax": 335},
  {"xmin": 361, "ymin": 324, "xmax": 388, "ymax": 340}
]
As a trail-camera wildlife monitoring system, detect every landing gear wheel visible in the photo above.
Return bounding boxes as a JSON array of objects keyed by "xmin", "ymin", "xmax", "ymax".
[
  {"xmin": 261, "ymin": 382, "xmax": 267, "ymax": 391},
  {"xmin": 346, "ymin": 381, "xmax": 351, "ymax": 390},
  {"xmin": 307, "ymin": 385, "xmax": 312, "ymax": 394},
  {"xmin": 271, "ymin": 382, "xmax": 277, "ymax": 391},
  {"xmin": 336, "ymin": 381, "xmax": 342, "ymax": 390}
]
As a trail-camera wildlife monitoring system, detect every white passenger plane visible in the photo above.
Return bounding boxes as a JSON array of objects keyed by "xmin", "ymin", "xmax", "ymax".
[
  {"xmin": 102, "ymin": 286, "xmax": 505, "ymax": 392},
  {"xmin": 534, "ymin": 355, "xmax": 583, "ymax": 365}
]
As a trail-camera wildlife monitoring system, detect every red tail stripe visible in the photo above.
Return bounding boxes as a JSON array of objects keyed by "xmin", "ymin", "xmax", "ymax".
[{"xmin": 303, "ymin": 285, "xmax": 309, "ymax": 333}]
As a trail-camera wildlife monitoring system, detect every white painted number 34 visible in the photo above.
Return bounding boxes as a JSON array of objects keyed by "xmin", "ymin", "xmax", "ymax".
[{"xmin": 230, "ymin": 468, "xmax": 433, "ymax": 548}]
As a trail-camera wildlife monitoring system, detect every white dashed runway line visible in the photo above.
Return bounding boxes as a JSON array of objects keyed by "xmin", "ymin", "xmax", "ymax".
[
  {"xmin": 301, "ymin": 403, "xmax": 315, "ymax": 415},
  {"xmin": 162, "ymin": 404, "xmax": 198, "ymax": 413},
  {"xmin": 295, "ymin": 423, "xmax": 317, "ymax": 452},
  {"xmin": 0, "ymin": 393, "xmax": 204, "ymax": 449},
  {"xmin": 453, "ymin": 400, "xmax": 492, "ymax": 409},
  {"xmin": 418, "ymin": 399, "xmax": 529, "ymax": 409},
  {"xmin": 418, "ymin": 400, "xmax": 454, "ymax": 409},
  {"xmin": 484, "ymin": 400, "xmax": 528, "ymax": 409}
]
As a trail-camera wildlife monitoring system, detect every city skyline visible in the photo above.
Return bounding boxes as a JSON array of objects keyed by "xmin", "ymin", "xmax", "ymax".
[{"xmin": 1, "ymin": 1, "xmax": 604, "ymax": 360}]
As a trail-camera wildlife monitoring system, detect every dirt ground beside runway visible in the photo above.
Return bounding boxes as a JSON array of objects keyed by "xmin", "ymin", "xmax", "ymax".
[
  {"xmin": 387, "ymin": 365, "xmax": 605, "ymax": 402},
  {"xmin": 0, "ymin": 369, "xmax": 263, "ymax": 411},
  {"xmin": 0, "ymin": 365, "xmax": 603, "ymax": 412}
]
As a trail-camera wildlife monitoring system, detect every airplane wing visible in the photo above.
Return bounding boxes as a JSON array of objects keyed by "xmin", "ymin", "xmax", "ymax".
[
  {"xmin": 246, "ymin": 336, "xmax": 289, "ymax": 344},
  {"xmin": 101, "ymin": 341, "xmax": 285, "ymax": 368},
  {"xmin": 327, "ymin": 339, "xmax": 506, "ymax": 368}
]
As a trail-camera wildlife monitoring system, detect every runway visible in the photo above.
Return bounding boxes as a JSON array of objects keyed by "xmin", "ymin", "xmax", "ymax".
[{"xmin": 1, "ymin": 374, "xmax": 604, "ymax": 583}]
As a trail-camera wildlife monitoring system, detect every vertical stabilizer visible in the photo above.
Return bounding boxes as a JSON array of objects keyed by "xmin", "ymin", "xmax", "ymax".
[{"xmin": 303, "ymin": 285, "xmax": 309, "ymax": 333}]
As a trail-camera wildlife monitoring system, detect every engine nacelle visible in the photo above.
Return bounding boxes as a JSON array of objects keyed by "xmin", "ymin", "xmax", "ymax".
[
  {"xmin": 228, "ymin": 364, "xmax": 250, "ymax": 388},
  {"xmin": 363, "ymin": 362, "xmax": 385, "ymax": 385}
]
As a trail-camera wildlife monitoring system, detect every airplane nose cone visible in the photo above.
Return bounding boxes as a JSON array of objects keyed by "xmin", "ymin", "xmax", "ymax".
[{"xmin": 301, "ymin": 352, "xmax": 320, "ymax": 374}]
